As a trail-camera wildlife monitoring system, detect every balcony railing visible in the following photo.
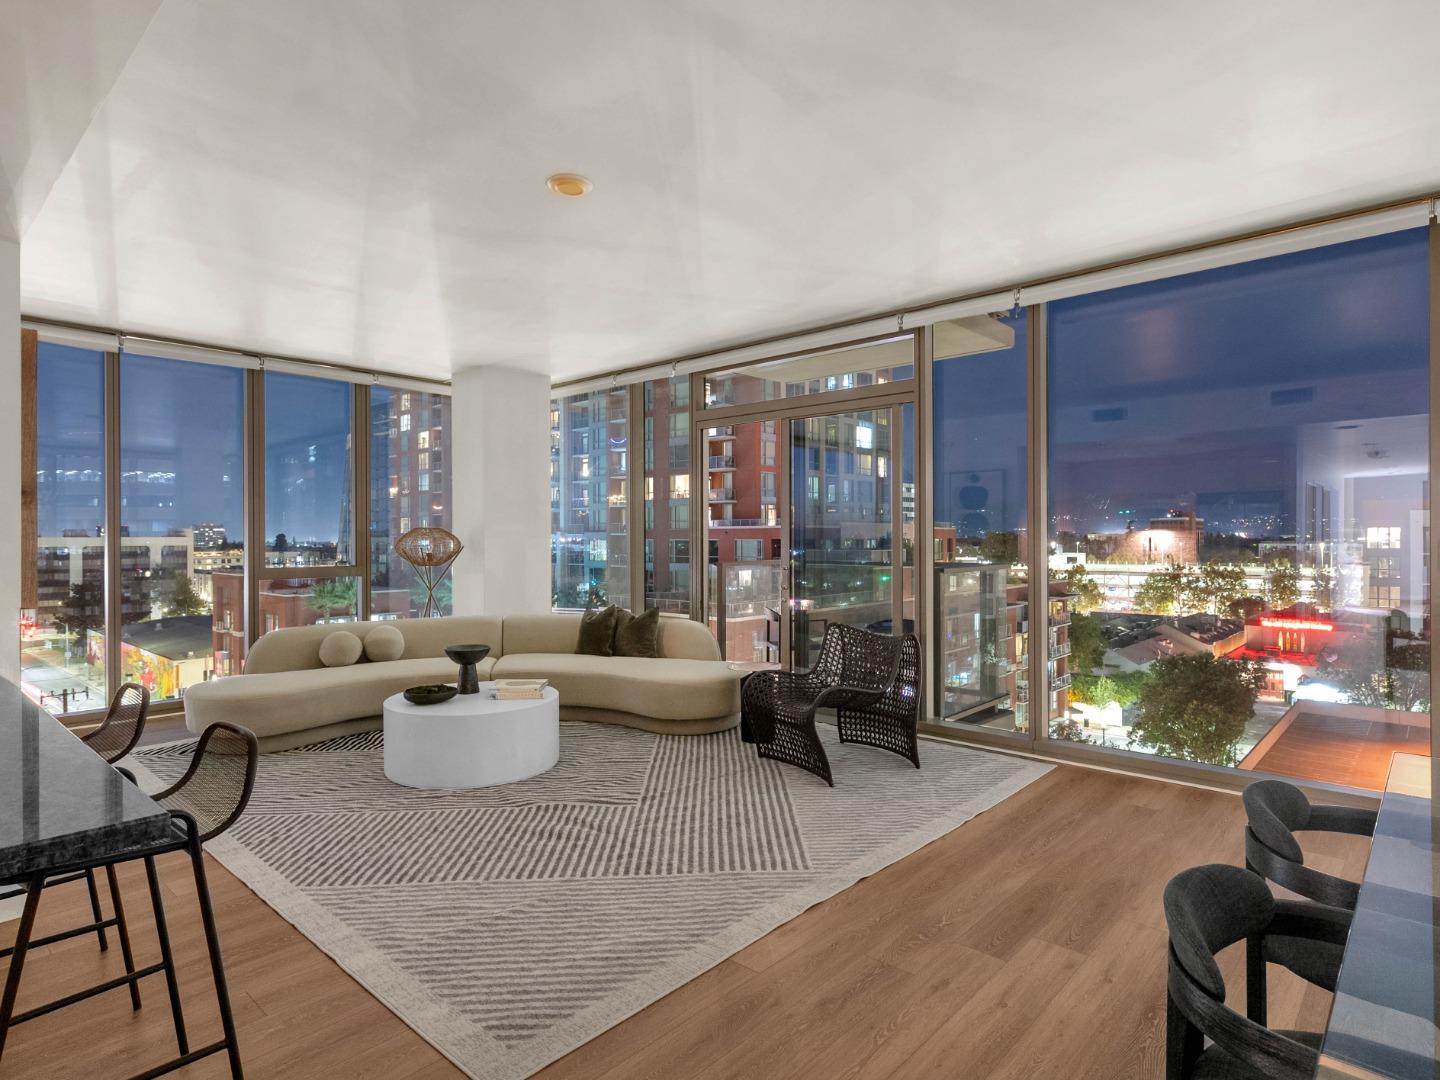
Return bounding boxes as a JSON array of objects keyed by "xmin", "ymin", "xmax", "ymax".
[
  {"xmin": 1049, "ymin": 640, "xmax": 1071, "ymax": 658},
  {"xmin": 707, "ymin": 455, "xmax": 736, "ymax": 469},
  {"xmin": 708, "ymin": 489, "xmax": 736, "ymax": 503},
  {"xmin": 1051, "ymin": 672, "xmax": 1073, "ymax": 690}
]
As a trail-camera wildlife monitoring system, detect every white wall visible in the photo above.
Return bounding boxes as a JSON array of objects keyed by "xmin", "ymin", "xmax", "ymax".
[
  {"xmin": 450, "ymin": 365, "xmax": 552, "ymax": 615},
  {"xmin": 0, "ymin": 236, "xmax": 19, "ymax": 680}
]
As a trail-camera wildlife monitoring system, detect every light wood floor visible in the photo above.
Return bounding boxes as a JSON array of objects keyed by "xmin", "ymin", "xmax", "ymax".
[{"xmin": 2, "ymin": 731, "xmax": 1369, "ymax": 1079}]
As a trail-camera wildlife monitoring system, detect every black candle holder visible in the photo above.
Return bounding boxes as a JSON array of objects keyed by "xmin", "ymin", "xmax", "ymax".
[{"xmin": 444, "ymin": 644, "xmax": 491, "ymax": 694}]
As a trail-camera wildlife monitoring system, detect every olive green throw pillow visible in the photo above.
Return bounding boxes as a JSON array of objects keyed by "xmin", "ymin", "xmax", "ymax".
[
  {"xmin": 576, "ymin": 604, "xmax": 619, "ymax": 656},
  {"xmin": 614, "ymin": 607, "xmax": 660, "ymax": 658},
  {"xmin": 611, "ymin": 606, "xmax": 633, "ymax": 643}
]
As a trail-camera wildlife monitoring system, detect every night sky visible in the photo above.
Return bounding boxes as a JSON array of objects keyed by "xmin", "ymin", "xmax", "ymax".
[
  {"xmin": 37, "ymin": 351, "xmax": 353, "ymax": 544},
  {"xmin": 934, "ymin": 227, "xmax": 1429, "ymax": 538}
]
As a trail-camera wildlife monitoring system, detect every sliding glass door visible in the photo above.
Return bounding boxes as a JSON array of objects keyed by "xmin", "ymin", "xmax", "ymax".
[
  {"xmin": 696, "ymin": 335, "xmax": 918, "ymax": 679},
  {"xmin": 788, "ymin": 407, "xmax": 907, "ymax": 669}
]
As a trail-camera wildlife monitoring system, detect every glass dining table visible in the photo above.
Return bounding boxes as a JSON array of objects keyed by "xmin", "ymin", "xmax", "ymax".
[{"xmin": 1316, "ymin": 752, "xmax": 1439, "ymax": 1080}]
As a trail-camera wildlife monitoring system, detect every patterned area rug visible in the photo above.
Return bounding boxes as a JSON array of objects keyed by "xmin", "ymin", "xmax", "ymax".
[{"xmin": 127, "ymin": 724, "xmax": 1048, "ymax": 1080}]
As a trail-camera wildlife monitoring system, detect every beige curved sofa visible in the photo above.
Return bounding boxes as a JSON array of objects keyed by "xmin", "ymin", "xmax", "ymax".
[{"xmin": 183, "ymin": 613, "xmax": 740, "ymax": 752}]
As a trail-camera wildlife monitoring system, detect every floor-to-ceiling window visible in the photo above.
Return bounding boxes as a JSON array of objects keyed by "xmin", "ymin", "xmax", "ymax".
[
  {"xmin": 119, "ymin": 351, "xmax": 245, "ymax": 696},
  {"xmin": 370, "ymin": 387, "xmax": 454, "ymax": 617},
  {"xmin": 644, "ymin": 375, "xmax": 690, "ymax": 613},
  {"xmin": 930, "ymin": 312, "xmax": 1035, "ymax": 734},
  {"xmin": 1047, "ymin": 228, "xmax": 1430, "ymax": 790},
  {"xmin": 21, "ymin": 331, "xmax": 451, "ymax": 714},
  {"xmin": 260, "ymin": 371, "xmax": 361, "ymax": 630},
  {"xmin": 550, "ymin": 386, "xmax": 629, "ymax": 610},
  {"xmin": 264, "ymin": 371, "xmax": 354, "ymax": 568},
  {"xmin": 22, "ymin": 342, "xmax": 107, "ymax": 715}
]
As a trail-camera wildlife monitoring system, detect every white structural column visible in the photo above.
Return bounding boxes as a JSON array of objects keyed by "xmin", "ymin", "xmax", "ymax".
[
  {"xmin": 449, "ymin": 365, "xmax": 552, "ymax": 615},
  {"xmin": 0, "ymin": 237, "xmax": 20, "ymax": 681}
]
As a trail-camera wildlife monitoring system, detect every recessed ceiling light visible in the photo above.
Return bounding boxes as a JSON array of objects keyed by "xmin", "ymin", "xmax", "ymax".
[{"xmin": 547, "ymin": 174, "xmax": 592, "ymax": 197}]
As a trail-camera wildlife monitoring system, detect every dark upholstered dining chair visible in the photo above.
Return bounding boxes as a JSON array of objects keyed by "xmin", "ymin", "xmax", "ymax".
[
  {"xmin": 741, "ymin": 623, "xmax": 920, "ymax": 786},
  {"xmin": 1163, "ymin": 864, "xmax": 1349, "ymax": 1080},
  {"xmin": 2, "ymin": 722, "xmax": 258, "ymax": 1078},
  {"xmin": 1243, "ymin": 779, "xmax": 1376, "ymax": 911}
]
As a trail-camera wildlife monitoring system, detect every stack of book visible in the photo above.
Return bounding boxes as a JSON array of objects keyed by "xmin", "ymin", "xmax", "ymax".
[{"xmin": 494, "ymin": 678, "xmax": 549, "ymax": 701}]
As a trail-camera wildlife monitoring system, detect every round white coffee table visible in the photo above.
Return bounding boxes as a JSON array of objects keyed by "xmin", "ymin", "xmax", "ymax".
[{"xmin": 382, "ymin": 683, "xmax": 560, "ymax": 789}]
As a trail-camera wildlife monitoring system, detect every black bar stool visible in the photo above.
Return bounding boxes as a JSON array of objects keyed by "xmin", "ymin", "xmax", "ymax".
[
  {"xmin": 1, "ymin": 683, "xmax": 150, "ymax": 1002},
  {"xmin": 0, "ymin": 721, "xmax": 258, "ymax": 1079}
]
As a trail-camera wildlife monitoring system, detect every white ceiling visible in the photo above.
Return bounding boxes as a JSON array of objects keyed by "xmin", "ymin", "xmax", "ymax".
[
  {"xmin": 0, "ymin": 0, "xmax": 161, "ymax": 240},
  {"xmin": 15, "ymin": 0, "xmax": 1440, "ymax": 383}
]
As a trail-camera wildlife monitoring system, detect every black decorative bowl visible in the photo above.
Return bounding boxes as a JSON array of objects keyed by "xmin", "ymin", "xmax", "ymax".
[
  {"xmin": 444, "ymin": 643, "xmax": 491, "ymax": 665},
  {"xmin": 444, "ymin": 643, "xmax": 492, "ymax": 694},
  {"xmin": 404, "ymin": 684, "xmax": 458, "ymax": 706}
]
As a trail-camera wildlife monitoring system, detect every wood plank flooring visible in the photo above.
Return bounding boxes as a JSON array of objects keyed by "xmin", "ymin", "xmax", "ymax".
[{"xmin": 2, "ymin": 727, "xmax": 1369, "ymax": 1079}]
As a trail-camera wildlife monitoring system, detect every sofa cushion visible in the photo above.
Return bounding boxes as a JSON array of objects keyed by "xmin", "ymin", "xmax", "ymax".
[
  {"xmin": 502, "ymin": 613, "xmax": 720, "ymax": 661},
  {"xmin": 503, "ymin": 614, "xmax": 583, "ymax": 655},
  {"xmin": 184, "ymin": 656, "xmax": 493, "ymax": 739},
  {"xmin": 614, "ymin": 608, "xmax": 660, "ymax": 658},
  {"xmin": 576, "ymin": 605, "xmax": 618, "ymax": 656},
  {"xmin": 492, "ymin": 653, "xmax": 739, "ymax": 721},
  {"xmin": 318, "ymin": 630, "xmax": 363, "ymax": 667},
  {"xmin": 364, "ymin": 623, "xmax": 405, "ymax": 662}
]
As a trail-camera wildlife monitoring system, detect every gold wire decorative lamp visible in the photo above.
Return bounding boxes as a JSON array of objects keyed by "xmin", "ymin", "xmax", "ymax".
[{"xmin": 394, "ymin": 527, "xmax": 463, "ymax": 618}]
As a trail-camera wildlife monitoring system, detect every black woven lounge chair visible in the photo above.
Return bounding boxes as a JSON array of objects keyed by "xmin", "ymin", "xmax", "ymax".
[
  {"xmin": 741, "ymin": 623, "xmax": 920, "ymax": 786},
  {"xmin": 1163, "ymin": 863, "xmax": 1349, "ymax": 1080}
]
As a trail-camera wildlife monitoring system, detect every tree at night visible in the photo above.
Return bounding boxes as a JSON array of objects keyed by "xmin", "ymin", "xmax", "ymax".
[
  {"xmin": 1133, "ymin": 564, "xmax": 1190, "ymax": 615},
  {"xmin": 165, "ymin": 574, "xmax": 208, "ymax": 617},
  {"xmin": 1199, "ymin": 562, "xmax": 1248, "ymax": 616},
  {"xmin": 309, "ymin": 578, "xmax": 357, "ymax": 622},
  {"xmin": 1068, "ymin": 612, "xmax": 1106, "ymax": 673},
  {"xmin": 1265, "ymin": 558, "xmax": 1301, "ymax": 610},
  {"xmin": 1062, "ymin": 564, "xmax": 1104, "ymax": 614},
  {"xmin": 1129, "ymin": 653, "xmax": 1265, "ymax": 766},
  {"xmin": 1227, "ymin": 595, "xmax": 1266, "ymax": 621},
  {"xmin": 53, "ymin": 582, "xmax": 104, "ymax": 659},
  {"xmin": 978, "ymin": 530, "xmax": 1020, "ymax": 567}
]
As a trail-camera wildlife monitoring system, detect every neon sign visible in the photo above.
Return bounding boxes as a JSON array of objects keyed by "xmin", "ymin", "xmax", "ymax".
[{"xmin": 1259, "ymin": 617, "xmax": 1333, "ymax": 632}]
